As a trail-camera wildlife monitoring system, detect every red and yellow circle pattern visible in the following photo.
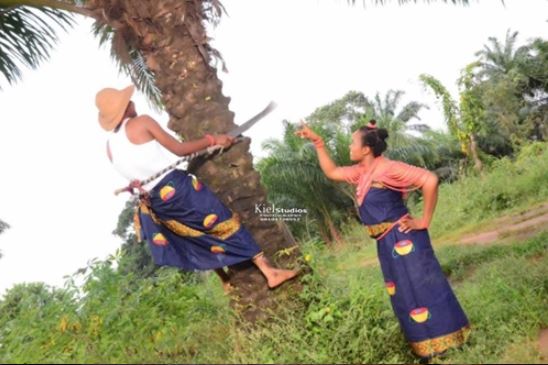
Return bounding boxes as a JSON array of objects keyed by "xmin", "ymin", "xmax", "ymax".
[
  {"xmin": 191, "ymin": 175, "xmax": 202, "ymax": 191},
  {"xmin": 210, "ymin": 245, "xmax": 226, "ymax": 254},
  {"xmin": 386, "ymin": 281, "xmax": 396, "ymax": 296},
  {"xmin": 203, "ymin": 214, "xmax": 218, "ymax": 229},
  {"xmin": 160, "ymin": 185, "xmax": 176, "ymax": 202},
  {"xmin": 394, "ymin": 240, "xmax": 414, "ymax": 256},
  {"xmin": 152, "ymin": 233, "xmax": 168, "ymax": 246},
  {"xmin": 410, "ymin": 307, "xmax": 431, "ymax": 323}
]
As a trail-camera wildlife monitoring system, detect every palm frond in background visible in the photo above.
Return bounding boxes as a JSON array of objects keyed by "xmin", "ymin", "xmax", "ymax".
[
  {"xmin": 92, "ymin": 21, "xmax": 163, "ymax": 111},
  {"xmin": 0, "ymin": 5, "xmax": 74, "ymax": 87}
]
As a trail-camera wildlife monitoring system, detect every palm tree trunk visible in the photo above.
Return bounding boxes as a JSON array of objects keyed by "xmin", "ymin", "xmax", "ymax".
[
  {"xmin": 319, "ymin": 205, "xmax": 342, "ymax": 245},
  {"xmin": 336, "ymin": 184, "xmax": 361, "ymax": 219},
  {"xmin": 318, "ymin": 226, "xmax": 332, "ymax": 245},
  {"xmin": 86, "ymin": 0, "xmax": 301, "ymax": 322},
  {"xmin": 326, "ymin": 216, "xmax": 343, "ymax": 245},
  {"xmin": 469, "ymin": 133, "xmax": 483, "ymax": 173}
]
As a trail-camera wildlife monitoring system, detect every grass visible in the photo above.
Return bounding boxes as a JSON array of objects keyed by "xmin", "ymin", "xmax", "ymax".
[
  {"xmin": 4, "ymin": 231, "xmax": 545, "ymax": 363},
  {"xmin": 223, "ymin": 231, "xmax": 548, "ymax": 364}
]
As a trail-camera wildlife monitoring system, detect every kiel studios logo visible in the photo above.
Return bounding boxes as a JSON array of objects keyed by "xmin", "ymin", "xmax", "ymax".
[{"xmin": 255, "ymin": 203, "xmax": 308, "ymax": 222}]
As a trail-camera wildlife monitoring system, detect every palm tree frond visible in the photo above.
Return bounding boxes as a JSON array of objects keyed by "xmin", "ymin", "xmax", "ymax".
[
  {"xmin": 396, "ymin": 101, "xmax": 429, "ymax": 122},
  {"xmin": 92, "ymin": 21, "xmax": 163, "ymax": 110},
  {"xmin": 123, "ymin": 49, "xmax": 163, "ymax": 109},
  {"xmin": 0, "ymin": 218, "xmax": 9, "ymax": 234},
  {"xmin": 0, "ymin": 5, "xmax": 74, "ymax": 87},
  {"xmin": 407, "ymin": 123, "xmax": 431, "ymax": 132}
]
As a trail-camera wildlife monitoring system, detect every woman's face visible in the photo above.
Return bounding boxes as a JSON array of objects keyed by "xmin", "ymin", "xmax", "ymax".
[{"xmin": 349, "ymin": 130, "xmax": 371, "ymax": 161}]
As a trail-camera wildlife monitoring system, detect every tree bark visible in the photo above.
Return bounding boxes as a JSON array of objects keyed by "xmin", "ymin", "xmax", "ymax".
[
  {"xmin": 321, "ymin": 211, "xmax": 342, "ymax": 245},
  {"xmin": 469, "ymin": 133, "xmax": 483, "ymax": 173},
  {"xmin": 86, "ymin": 0, "xmax": 302, "ymax": 322}
]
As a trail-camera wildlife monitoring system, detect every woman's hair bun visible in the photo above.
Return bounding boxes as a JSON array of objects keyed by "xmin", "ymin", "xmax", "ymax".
[
  {"xmin": 366, "ymin": 119, "xmax": 377, "ymax": 129},
  {"xmin": 358, "ymin": 120, "xmax": 389, "ymax": 157},
  {"xmin": 377, "ymin": 128, "xmax": 389, "ymax": 141}
]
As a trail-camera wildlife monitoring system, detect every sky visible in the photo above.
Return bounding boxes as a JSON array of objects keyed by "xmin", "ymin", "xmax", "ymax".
[{"xmin": 0, "ymin": 0, "xmax": 546, "ymax": 296}]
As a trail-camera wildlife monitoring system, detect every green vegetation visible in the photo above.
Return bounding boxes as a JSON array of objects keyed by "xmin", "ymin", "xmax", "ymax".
[
  {"xmin": 1, "ymin": 151, "xmax": 546, "ymax": 363},
  {"xmin": 0, "ymin": 232, "xmax": 545, "ymax": 363}
]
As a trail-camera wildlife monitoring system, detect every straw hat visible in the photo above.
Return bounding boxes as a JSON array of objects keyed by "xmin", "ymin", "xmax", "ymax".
[{"xmin": 95, "ymin": 85, "xmax": 135, "ymax": 131}]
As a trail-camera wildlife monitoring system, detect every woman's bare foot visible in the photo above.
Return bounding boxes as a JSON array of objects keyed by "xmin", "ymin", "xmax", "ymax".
[
  {"xmin": 251, "ymin": 252, "xmax": 301, "ymax": 289},
  {"xmin": 222, "ymin": 281, "xmax": 235, "ymax": 294},
  {"xmin": 266, "ymin": 268, "xmax": 300, "ymax": 289},
  {"xmin": 214, "ymin": 268, "xmax": 234, "ymax": 294}
]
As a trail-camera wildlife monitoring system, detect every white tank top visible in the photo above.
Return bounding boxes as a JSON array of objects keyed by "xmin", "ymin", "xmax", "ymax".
[{"xmin": 107, "ymin": 118, "xmax": 176, "ymax": 191}]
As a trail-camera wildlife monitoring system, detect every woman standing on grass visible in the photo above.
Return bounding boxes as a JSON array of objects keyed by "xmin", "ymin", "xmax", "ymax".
[{"xmin": 295, "ymin": 119, "xmax": 470, "ymax": 360}]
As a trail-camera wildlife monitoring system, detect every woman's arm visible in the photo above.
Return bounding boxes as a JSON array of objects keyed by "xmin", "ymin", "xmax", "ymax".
[
  {"xmin": 141, "ymin": 115, "xmax": 233, "ymax": 156},
  {"xmin": 419, "ymin": 172, "xmax": 439, "ymax": 228},
  {"xmin": 294, "ymin": 122, "xmax": 354, "ymax": 182},
  {"xmin": 399, "ymin": 171, "xmax": 439, "ymax": 233},
  {"xmin": 316, "ymin": 143, "xmax": 343, "ymax": 181}
]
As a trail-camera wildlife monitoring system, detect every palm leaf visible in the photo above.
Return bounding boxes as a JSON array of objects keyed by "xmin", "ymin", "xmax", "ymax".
[
  {"xmin": 0, "ymin": 218, "xmax": 9, "ymax": 234},
  {"xmin": 0, "ymin": 5, "xmax": 73, "ymax": 87},
  {"xmin": 92, "ymin": 21, "xmax": 163, "ymax": 110},
  {"xmin": 406, "ymin": 123, "xmax": 431, "ymax": 132},
  {"xmin": 386, "ymin": 140, "xmax": 435, "ymax": 166},
  {"xmin": 396, "ymin": 101, "xmax": 429, "ymax": 123},
  {"xmin": 475, "ymin": 29, "xmax": 523, "ymax": 78}
]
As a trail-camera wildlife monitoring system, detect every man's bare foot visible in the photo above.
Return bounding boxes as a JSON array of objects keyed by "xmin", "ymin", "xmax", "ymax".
[{"xmin": 267, "ymin": 268, "xmax": 300, "ymax": 289}]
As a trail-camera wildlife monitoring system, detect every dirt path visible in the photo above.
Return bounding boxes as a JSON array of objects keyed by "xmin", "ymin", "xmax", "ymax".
[{"xmin": 458, "ymin": 203, "xmax": 548, "ymax": 245}]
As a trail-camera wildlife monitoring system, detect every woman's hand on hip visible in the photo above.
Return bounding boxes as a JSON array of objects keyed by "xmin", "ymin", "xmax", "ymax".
[{"xmin": 398, "ymin": 216, "xmax": 428, "ymax": 234}]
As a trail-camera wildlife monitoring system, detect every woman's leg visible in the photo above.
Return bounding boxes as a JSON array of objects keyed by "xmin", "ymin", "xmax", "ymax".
[
  {"xmin": 251, "ymin": 252, "xmax": 300, "ymax": 289},
  {"xmin": 214, "ymin": 268, "xmax": 234, "ymax": 293}
]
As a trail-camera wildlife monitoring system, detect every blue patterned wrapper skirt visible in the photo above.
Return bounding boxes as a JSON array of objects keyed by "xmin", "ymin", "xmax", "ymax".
[
  {"xmin": 136, "ymin": 169, "xmax": 263, "ymax": 271},
  {"xmin": 361, "ymin": 188, "xmax": 471, "ymax": 358}
]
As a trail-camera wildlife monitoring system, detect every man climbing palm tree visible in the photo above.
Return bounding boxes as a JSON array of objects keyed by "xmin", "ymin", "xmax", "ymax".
[{"xmin": 95, "ymin": 85, "xmax": 299, "ymax": 292}]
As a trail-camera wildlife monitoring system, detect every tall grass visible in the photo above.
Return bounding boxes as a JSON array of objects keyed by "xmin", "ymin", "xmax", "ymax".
[{"xmin": 411, "ymin": 142, "xmax": 548, "ymax": 239}]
